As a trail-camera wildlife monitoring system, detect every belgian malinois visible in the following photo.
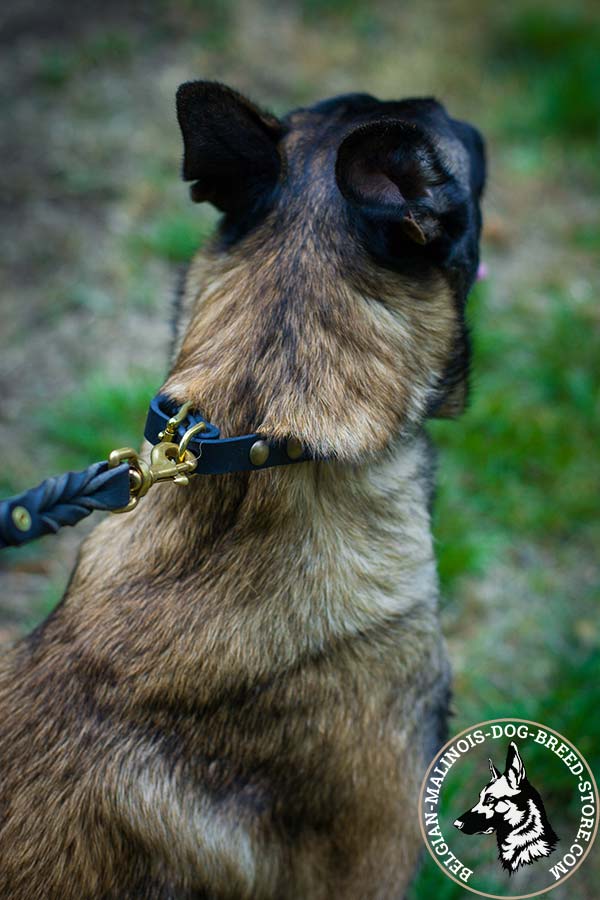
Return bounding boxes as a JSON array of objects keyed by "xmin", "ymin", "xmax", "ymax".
[
  {"xmin": 0, "ymin": 82, "xmax": 485, "ymax": 898},
  {"xmin": 454, "ymin": 742, "xmax": 559, "ymax": 873}
]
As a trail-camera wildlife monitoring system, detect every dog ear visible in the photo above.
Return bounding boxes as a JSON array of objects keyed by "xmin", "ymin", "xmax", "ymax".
[
  {"xmin": 335, "ymin": 119, "xmax": 460, "ymax": 245},
  {"xmin": 504, "ymin": 742, "xmax": 526, "ymax": 789},
  {"xmin": 489, "ymin": 758, "xmax": 501, "ymax": 782},
  {"xmin": 176, "ymin": 81, "xmax": 284, "ymax": 213}
]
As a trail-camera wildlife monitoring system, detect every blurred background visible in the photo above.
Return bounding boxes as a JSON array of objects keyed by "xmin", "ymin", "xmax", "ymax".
[{"xmin": 0, "ymin": 1, "xmax": 598, "ymax": 896}]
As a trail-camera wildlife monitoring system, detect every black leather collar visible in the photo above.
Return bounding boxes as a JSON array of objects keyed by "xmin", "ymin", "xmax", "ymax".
[{"xmin": 144, "ymin": 394, "xmax": 312, "ymax": 475}]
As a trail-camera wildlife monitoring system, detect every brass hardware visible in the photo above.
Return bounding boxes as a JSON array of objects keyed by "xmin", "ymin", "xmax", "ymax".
[
  {"xmin": 128, "ymin": 468, "xmax": 144, "ymax": 494},
  {"xmin": 157, "ymin": 401, "xmax": 192, "ymax": 442},
  {"xmin": 249, "ymin": 440, "xmax": 270, "ymax": 467},
  {"xmin": 107, "ymin": 447, "xmax": 152, "ymax": 513},
  {"xmin": 148, "ymin": 439, "xmax": 197, "ymax": 485},
  {"xmin": 286, "ymin": 437, "xmax": 304, "ymax": 460},
  {"xmin": 108, "ymin": 403, "xmax": 200, "ymax": 513},
  {"xmin": 12, "ymin": 506, "xmax": 32, "ymax": 532},
  {"xmin": 177, "ymin": 421, "xmax": 206, "ymax": 461}
]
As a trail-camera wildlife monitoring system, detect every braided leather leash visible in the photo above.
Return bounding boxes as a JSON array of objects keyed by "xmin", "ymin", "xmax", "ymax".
[{"xmin": 0, "ymin": 462, "xmax": 130, "ymax": 549}]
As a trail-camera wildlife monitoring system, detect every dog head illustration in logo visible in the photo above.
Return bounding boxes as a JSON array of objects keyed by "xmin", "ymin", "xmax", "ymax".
[{"xmin": 453, "ymin": 741, "xmax": 559, "ymax": 874}]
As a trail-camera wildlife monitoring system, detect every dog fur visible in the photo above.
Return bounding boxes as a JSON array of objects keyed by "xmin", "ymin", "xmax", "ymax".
[{"xmin": 0, "ymin": 83, "xmax": 485, "ymax": 899}]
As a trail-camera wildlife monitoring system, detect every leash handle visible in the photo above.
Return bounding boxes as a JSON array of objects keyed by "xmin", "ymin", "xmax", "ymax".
[{"xmin": 0, "ymin": 461, "xmax": 130, "ymax": 549}]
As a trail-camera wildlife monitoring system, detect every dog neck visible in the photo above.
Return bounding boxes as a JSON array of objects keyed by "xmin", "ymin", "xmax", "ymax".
[
  {"xmin": 163, "ymin": 235, "xmax": 456, "ymax": 463},
  {"xmin": 49, "ymin": 244, "xmax": 445, "ymax": 699},
  {"xmin": 62, "ymin": 426, "xmax": 440, "ymax": 700}
]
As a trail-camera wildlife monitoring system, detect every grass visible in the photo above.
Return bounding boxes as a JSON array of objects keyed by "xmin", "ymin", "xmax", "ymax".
[
  {"xmin": 131, "ymin": 212, "xmax": 214, "ymax": 263},
  {"xmin": 37, "ymin": 30, "xmax": 136, "ymax": 88},
  {"xmin": 0, "ymin": 373, "xmax": 157, "ymax": 499},
  {"xmin": 429, "ymin": 281, "xmax": 600, "ymax": 593},
  {"xmin": 34, "ymin": 370, "xmax": 159, "ymax": 472},
  {"xmin": 491, "ymin": 5, "xmax": 600, "ymax": 142},
  {"xmin": 571, "ymin": 223, "xmax": 600, "ymax": 253},
  {"xmin": 299, "ymin": 0, "xmax": 368, "ymax": 19},
  {"xmin": 22, "ymin": 579, "xmax": 67, "ymax": 631},
  {"xmin": 412, "ymin": 274, "xmax": 600, "ymax": 898}
]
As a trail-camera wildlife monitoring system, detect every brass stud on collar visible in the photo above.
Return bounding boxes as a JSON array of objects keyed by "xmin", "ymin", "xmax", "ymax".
[
  {"xmin": 249, "ymin": 440, "xmax": 270, "ymax": 467},
  {"xmin": 286, "ymin": 437, "xmax": 303, "ymax": 460},
  {"xmin": 12, "ymin": 506, "xmax": 32, "ymax": 532}
]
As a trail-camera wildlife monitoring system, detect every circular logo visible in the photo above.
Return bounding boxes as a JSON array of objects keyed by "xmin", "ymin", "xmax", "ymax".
[{"xmin": 418, "ymin": 718, "xmax": 598, "ymax": 899}]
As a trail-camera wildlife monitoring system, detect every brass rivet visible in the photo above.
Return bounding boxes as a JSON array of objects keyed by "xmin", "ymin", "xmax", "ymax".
[
  {"xmin": 12, "ymin": 506, "xmax": 32, "ymax": 532},
  {"xmin": 249, "ymin": 440, "xmax": 270, "ymax": 467},
  {"xmin": 286, "ymin": 437, "xmax": 304, "ymax": 460}
]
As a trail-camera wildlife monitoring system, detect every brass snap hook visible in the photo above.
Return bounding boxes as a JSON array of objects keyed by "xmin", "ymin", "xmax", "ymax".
[
  {"xmin": 107, "ymin": 402, "xmax": 202, "ymax": 512},
  {"xmin": 107, "ymin": 447, "xmax": 152, "ymax": 513},
  {"xmin": 157, "ymin": 400, "xmax": 192, "ymax": 442}
]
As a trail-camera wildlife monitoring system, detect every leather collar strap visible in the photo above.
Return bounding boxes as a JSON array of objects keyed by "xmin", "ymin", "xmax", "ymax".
[{"xmin": 144, "ymin": 394, "xmax": 312, "ymax": 475}]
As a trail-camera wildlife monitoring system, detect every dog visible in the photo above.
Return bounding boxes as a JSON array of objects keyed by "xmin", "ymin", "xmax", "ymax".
[
  {"xmin": 454, "ymin": 741, "xmax": 559, "ymax": 874},
  {"xmin": 0, "ymin": 82, "xmax": 485, "ymax": 898}
]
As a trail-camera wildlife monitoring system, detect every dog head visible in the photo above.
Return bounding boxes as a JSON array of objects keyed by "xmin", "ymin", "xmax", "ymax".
[
  {"xmin": 168, "ymin": 83, "xmax": 486, "ymax": 458},
  {"xmin": 454, "ymin": 742, "xmax": 535, "ymax": 836}
]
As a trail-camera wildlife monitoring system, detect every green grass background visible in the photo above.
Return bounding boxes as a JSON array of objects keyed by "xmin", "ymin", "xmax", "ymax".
[{"xmin": 0, "ymin": 1, "xmax": 598, "ymax": 897}]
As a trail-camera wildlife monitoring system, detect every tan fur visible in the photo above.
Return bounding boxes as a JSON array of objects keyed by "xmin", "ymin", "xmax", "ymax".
[
  {"xmin": 0, "ymin": 449, "xmax": 449, "ymax": 898},
  {"xmin": 167, "ymin": 159, "xmax": 458, "ymax": 461},
  {"xmin": 0, "ymin": 96, "xmax": 470, "ymax": 899}
]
